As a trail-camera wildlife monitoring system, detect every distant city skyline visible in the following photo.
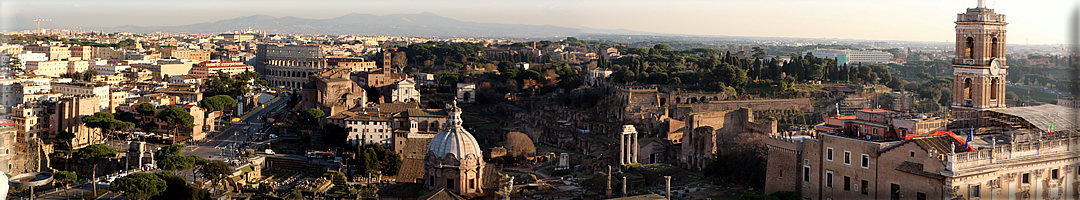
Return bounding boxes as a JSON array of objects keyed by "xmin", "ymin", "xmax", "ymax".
[{"xmin": 0, "ymin": 0, "xmax": 1073, "ymax": 44}]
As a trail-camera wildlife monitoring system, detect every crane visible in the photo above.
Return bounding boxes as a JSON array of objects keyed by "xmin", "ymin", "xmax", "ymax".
[{"xmin": 33, "ymin": 16, "xmax": 52, "ymax": 35}]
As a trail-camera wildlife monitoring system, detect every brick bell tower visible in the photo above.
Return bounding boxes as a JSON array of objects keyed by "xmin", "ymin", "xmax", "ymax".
[{"xmin": 952, "ymin": 0, "xmax": 1008, "ymax": 116}]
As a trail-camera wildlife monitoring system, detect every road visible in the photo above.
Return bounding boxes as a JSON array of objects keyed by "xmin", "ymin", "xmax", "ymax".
[{"xmin": 32, "ymin": 92, "xmax": 290, "ymax": 200}]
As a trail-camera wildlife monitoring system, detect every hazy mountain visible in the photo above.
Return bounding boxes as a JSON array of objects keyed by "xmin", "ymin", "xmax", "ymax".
[{"xmin": 85, "ymin": 12, "xmax": 584, "ymax": 38}]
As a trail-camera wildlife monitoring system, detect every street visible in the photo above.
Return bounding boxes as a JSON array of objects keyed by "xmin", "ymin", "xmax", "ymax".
[{"xmin": 31, "ymin": 92, "xmax": 289, "ymax": 200}]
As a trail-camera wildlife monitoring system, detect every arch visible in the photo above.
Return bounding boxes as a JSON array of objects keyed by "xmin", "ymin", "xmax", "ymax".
[
  {"xmin": 990, "ymin": 78, "xmax": 999, "ymax": 100},
  {"xmin": 964, "ymin": 78, "xmax": 973, "ymax": 99},
  {"xmin": 699, "ymin": 96, "xmax": 707, "ymax": 103},
  {"xmin": 991, "ymin": 37, "xmax": 999, "ymax": 58},
  {"xmin": 675, "ymin": 97, "xmax": 681, "ymax": 104},
  {"xmin": 659, "ymin": 97, "xmax": 667, "ymax": 106},
  {"xmin": 965, "ymin": 37, "xmax": 975, "ymax": 58}
]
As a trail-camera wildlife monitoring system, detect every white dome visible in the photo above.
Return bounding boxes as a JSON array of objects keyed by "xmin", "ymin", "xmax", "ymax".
[{"xmin": 425, "ymin": 103, "xmax": 483, "ymax": 160}]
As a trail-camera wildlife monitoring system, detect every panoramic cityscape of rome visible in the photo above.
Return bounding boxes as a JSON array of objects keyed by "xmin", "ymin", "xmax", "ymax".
[{"xmin": 0, "ymin": 0, "xmax": 1077, "ymax": 199}]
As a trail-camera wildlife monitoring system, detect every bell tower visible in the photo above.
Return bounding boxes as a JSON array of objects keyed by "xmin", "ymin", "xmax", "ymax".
[{"xmin": 952, "ymin": 0, "xmax": 1008, "ymax": 113}]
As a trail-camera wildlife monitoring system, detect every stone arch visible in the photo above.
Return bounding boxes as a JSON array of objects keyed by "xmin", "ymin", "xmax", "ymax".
[
  {"xmin": 690, "ymin": 98, "xmax": 697, "ymax": 104},
  {"xmin": 964, "ymin": 78, "xmax": 973, "ymax": 99},
  {"xmin": 990, "ymin": 78, "xmax": 999, "ymax": 100},
  {"xmin": 699, "ymin": 96, "xmax": 707, "ymax": 103},
  {"xmin": 675, "ymin": 97, "xmax": 681, "ymax": 104},
  {"xmin": 659, "ymin": 97, "xmax": 667, "ymax": 106},
  {"xmin": 991, "ymin": 37, "xmax": 1000, "ymax": 58}
]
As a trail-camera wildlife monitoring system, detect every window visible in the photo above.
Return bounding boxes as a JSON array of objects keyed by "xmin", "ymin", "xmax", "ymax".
[
  {"xmin": 804, "ymin": 166, "xmax": 811, "ymax": 182},
  {"xmin": 891, "ymin": 184, "xmax": 900, "ymax": 200},
  {"xmin": 780, "ymin": 170, "xmax": 783, "ymax": 178},
  {"xmin": 469, "ymin": 179, "xmax": 475, "ymax": 189},
  {"xmin": 970, "ymin": 185, "xmax": 980, "ymax": 197},
  {"xmin": 861, "ymin": 154, "xmax": 870, "ymax": 168},
  {"xmin": 1022, "ymin": 173, "xmax": 1030, "ymax": 184},
  {"xmin": 827, "ymin": 148, "xmax": 834, "ymax": 161},
  {"xmin": 861, "ymin": 180, "xmax": 869, "ymax": 195},
  {"xmin": 844, "ymin": 176, "xmax": 851, "ymax": 191},
  {"xmin": 917, "ymin": 192, "xmax": 926, "ymax": 200},
  {"xmin": 844, "ymin": 151, "xmax": 851, "ymax": 165},
  {"xmin": 1052, "ymin": 169, "xmax": 1060, "ymax": 179},
  {"xmin": 826, "ymin": 171, "xmax": 834, "ymax": 188},
  {"xmin": 910, "ymin": 151, "xmax": 915, "ymax": 157}
]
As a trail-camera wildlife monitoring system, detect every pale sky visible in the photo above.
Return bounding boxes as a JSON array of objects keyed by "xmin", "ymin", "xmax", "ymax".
[{"xmin": 0, "ymin": 0, "xmax": 1074, "ymax": 44}]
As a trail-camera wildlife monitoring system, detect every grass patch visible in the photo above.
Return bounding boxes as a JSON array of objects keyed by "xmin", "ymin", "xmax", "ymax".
[
  {"xmin": 1007, "ymin": 86, "xmax": 1061, "ymax": 103},
  {"xmin": 536, "ymin": 145, "xmax": 580, "ymax": 155}
]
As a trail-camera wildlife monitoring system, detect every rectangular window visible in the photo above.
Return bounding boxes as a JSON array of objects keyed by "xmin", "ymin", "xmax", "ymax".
[
  {"xmin": 861, "ymin": 180, "xmax": 869, "ymax": 195},
  {"xmin": 1022, "ymin": 173, "xmax": 1030, "ymax": 184},
  {"xmin": 970, "ymin": 185, "xmax": 980, "ymax": 197},
  {"xmin": 804, "ymin": 166, "xmax": 811, "ymax": 182},
  {"xmin": 827, "ymin": 148, "xmax": 834, "ymax": 161},
  {"xmin": 826, "ymin": 171, "xmax": 833, "ymax": 188},
  {"xmin": 843, "ymin": 176, "xmax": 851, "ymax": 191},
  {"xmin": 1052, "ymin": 169, "xmax": 1060, "ymax": 179},
  {"xmin": 861, "ymin": 154, "xmax": 870, "ymax": 168},
  {"xmin": 780, "ymin": 170, "xmax": 783, "ymax": 178},
  {"xmin": 844, "ymin": 151, "xmax": 851, "ymax": 165},
  {"xmin": 891, "ymin": 184, "xmax": 900, "ymax": 200},
  {"xmin": 910, "ymin": 151, "xmax": 915, "ymax": 157},
  {"xmin": 917, "ymin": 192, "xmax": 926, "ymax": 200}
]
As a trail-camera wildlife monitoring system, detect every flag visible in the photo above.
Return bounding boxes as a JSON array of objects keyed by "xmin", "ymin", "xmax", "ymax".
[
  {"xmin": 965, "ymin": 129, "xmax": 973, "ymax": 150},
  {"xmin": 1048, "ymin": 121, "xmax": 1054, "ymax": 135}
]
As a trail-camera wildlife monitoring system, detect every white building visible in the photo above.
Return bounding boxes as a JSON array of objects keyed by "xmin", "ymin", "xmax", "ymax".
[
  {"xmin": 25, "ymin": 61, "xmax": 68, "ymax": 77},
  {"xmin": 586, "ymin": 68, "xmax": 614, "ymax": 86},
  {"xmin": 92, "ymin": 64, "xmax": 131, "ymax": 76},
  {"xmin": 168, "ymin": 75, "xmax": 201, "ymax": 85},
  {"xmin": 327, "ymin": 111, "xmax": 395, "ymax": 146},
  {"xmin": 52, "ymin": 82, "xmax": 110, "ymax": 112},
  {"xmin": 389, "ymin": 79, "xmax": 420, "ymax": 103},
  {"xmin": 804, "ymin": 49, "xmax": 894, "ymax": 65}
]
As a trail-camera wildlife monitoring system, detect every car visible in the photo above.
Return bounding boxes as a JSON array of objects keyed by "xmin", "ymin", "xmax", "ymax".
[{"xmin": 265, "ymin": 149, "xmax": 276, "ymax": 155}]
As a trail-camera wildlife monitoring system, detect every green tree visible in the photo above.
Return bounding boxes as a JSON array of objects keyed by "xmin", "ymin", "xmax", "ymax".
[
  {"xmin": 301, "ymin": 108, "xmax": 325, "ymax": 122},
  {"xmin": 157, "ymin": 106, "xmax": 195, "ymax": 136},
  {"xmin": 82, "ymin": 112, "xmax": 136, "ymax": 141},
  {"xmin": 137, "ymin": 103, "xmax": 157, "ymax": 116},
  {"xmin": 202, "ymin": 160, "xmax": 232, "ymax": 191},
  {"xmin": 199, "ymin": 95, "xmax": 236, "ymax": 112},
  {"xmin": 153, "ymin": 172, "xmax": 209, "ymax": 200},
  {"xmin": 109, "ymin": 172, "xmax": 167, "ymax": 200},
  {"xmin": 54, "ymin": 171, "xmax": 78, "ymax": 200},
  {"xmin": 75, "ymin": 144, "xmax": 117, "ymax": 195},
  {"xmin": 56, "ymin": 131, "xmax": 76, "ymax": 149}
]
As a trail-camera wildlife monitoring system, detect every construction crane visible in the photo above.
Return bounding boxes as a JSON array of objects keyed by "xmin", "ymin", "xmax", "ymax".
[{"xmin": 33, "ymin": 16, "xmax": 52, "ymax": 35}]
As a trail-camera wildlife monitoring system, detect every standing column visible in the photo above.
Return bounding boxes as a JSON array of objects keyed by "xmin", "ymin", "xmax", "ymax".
[
  {"xmin": 632, "ymin": 132, "xmax": 639, "ymax": 164},
  {"xmin": 665, "ymin": 176, "xmax": 672, "ymax": 200},
  {"xmin": 622, "ymin": 132, "xmax": 630, "ymax": 164}
]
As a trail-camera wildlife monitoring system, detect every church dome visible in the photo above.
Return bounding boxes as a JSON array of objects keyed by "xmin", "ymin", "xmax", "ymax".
[{"xmin": 425, "ymin": 102, "xmax": 483, "ymax": 161}]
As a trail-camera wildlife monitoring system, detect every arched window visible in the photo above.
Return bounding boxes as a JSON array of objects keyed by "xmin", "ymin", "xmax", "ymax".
[
  {"xmin": 966, "ymin": 37, "xmax": 975, "ymax": 58},
  {"xmin": 990, "ymin": 78, "xmax": 999, "ymax": 100},
  {"xmin": 991, "ymin": 38, "xmax": 999, "ymax": 58},
  {"xmin": 964, "ymin": 78, "xmax": 973, "ymax": 99}
]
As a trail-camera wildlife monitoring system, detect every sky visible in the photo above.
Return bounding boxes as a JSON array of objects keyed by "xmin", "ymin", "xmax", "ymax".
[{"xmin": 0, "ymin": 0, "xmax": 1074, "ymax": 44}]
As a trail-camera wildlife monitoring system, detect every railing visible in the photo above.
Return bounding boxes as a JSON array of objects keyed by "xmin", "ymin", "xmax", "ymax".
[{"xmin": 948, "ymin": 138, "xmax": 1076, "ymax": 171}]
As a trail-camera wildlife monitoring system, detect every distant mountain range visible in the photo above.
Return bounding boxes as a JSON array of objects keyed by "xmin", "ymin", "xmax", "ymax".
[{"xmin": 70, "ymin": 12, "xmax": 668, "ymax": 38}]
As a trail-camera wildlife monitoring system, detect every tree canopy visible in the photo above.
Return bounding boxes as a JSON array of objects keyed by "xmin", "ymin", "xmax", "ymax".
[
  {"xmin": 75, "ymin": 144, "xmax": 117, "ymax": 159},
  {"xmin": 199, "ymin": 95, "xmax": 237, "ymax": 112},
  {"xmin": 301, "ymin": 108, "xmax": 325, "ymax": 120},
  {"xmin": 82, "ymin": 112, "xmax": 136, "ymax": 139},
  {"xmin": 109, "ymin": 172, "xmax": 167, "ymax": 200},
  {"xmin": 158, "ymin": 106, "xmax": 196, "ymax": 128},
  {"xmin": 137, "ymin": 103, "xmax": 157, "ymax": 116}
]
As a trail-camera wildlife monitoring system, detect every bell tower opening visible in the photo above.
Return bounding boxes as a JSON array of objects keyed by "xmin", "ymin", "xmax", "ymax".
[
  {"xmin": 964, "ymin": 78, "xmax": 973, "ymax": 99},
  {"xmin": 991, "ymin": 38, "xmax": 999, "ymax": 58},
  {"xmin": 990, "ymin": 78, "xmax": 999, "ymax": 100}
]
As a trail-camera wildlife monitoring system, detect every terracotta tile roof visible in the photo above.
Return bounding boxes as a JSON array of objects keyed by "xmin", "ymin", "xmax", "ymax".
[
  {"xmin": 377, "ymin": 102, "xmax": 420, "ymax": 115},
  {"xmin": 912, "ymin": 135, "xmax": 967, "ymax": 154},
  {"xmin": 418, "ymin": 188, "xmax": 467, "ymax": 200},
  {"xmin": 376, "ymin": 183, "xmax": 427, "ymax": 198},
  {"xmin": 894, "ymin": 161, "xmax": 945, "ymax": 180},
  {"xmin": 396, "ymin": 138, "xmax": 432, "ymax": 183},
  {"xmin": 398, "ymin": 108, "xmax": 446, "ymax": 118}
]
